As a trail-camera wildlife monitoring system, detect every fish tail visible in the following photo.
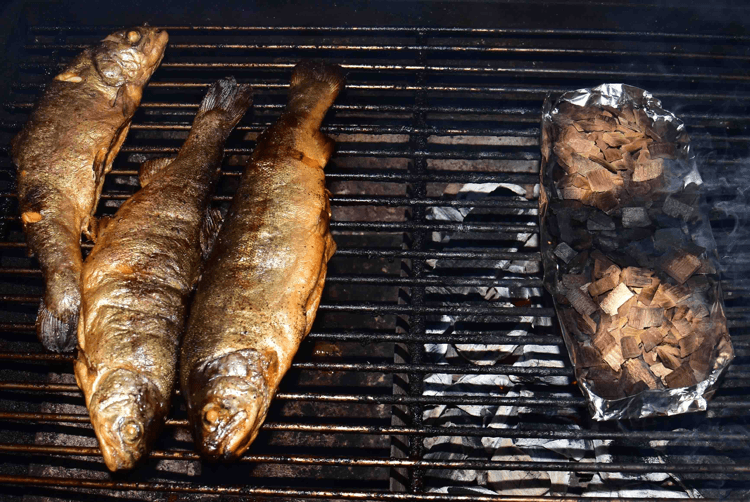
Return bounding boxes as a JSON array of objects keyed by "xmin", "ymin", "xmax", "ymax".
[
  {"xmin": 37, "ymin": 299, "xmax": 78, "ymax": 352},
  {"xmin": 197, "ymin": 76, "xmax": 253, "ymax": 131},
  {"xmin": 286, "ymin": 60, "xmax": 345, "ymax": 128}
]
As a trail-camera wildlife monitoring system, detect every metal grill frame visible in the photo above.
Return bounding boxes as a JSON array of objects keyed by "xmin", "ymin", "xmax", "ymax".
[{"xmin": 0, "ymin": 18, "xmax": 748, "ymax": 502}]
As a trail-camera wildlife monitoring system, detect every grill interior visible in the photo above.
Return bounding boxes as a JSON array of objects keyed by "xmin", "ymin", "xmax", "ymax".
[{"xmin": 0, "ymin": 20, "xmax": 749, "ymax": 502}]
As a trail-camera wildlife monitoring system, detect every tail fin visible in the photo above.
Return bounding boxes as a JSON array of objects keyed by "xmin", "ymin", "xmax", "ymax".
[
  {"xmin": 197, "ymin": 77, "xmax": 253, "ymax": 129},
  {"xmin": 286, "ymin": 61, "xmax": 345, "ymax": 127}
]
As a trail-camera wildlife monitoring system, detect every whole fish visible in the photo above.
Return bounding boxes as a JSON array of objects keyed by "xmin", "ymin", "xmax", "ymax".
[
  {"xmin": 11, "ymin": 26, "xmax": 168, "ymax": 352},
  {"xmin": 74, "ymin": 77, "xmax": 252, "ymax": 471},
  {"xmin": 180, "ymin": 61, "xmax": 343, "ymax": 461}
]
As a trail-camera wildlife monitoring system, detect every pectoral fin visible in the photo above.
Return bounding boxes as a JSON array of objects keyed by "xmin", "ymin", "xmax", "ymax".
[
  {"xmin": 139, "ymin": 157, "xmax": 174, "ymax": 188},
  {"xmin": 200, "ymin": 208, "xmax": 224, "ymax": 261},
  {"xmin": 111, "ymin": 83, "xmax": 142, "ymax": 117}
]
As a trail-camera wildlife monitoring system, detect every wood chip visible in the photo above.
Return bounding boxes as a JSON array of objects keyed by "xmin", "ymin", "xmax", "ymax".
[
  {"xmin": 601, "ymin": 132, "xmax": 631, "ymax": 147},
  {"xmin": 643, "ymin": 348, "xmax": 658, "ymax": 365},
  {"xmin": 562, "ymin": 274, "xmax": 589, "ymax": 290},
  {"xmin": 641, "ymin": 328, "xmax": 665, "ymax": 352},
  {"xmin": 657, "ymin": 345, "xmax": 682, "ymax": 370},
  {"xmin": 592, "ymin": 251, "xmax": 616, "ymax": 279},
  {"xmin": 671, "ymin": 317, "xmax": 692, "ymax": 338},
  {"xmin": 632, "ymin": 159, "xmax": 664, "ymax": 182},
  {"xmin": 621, "ymin": 326, "xmax": 645, "ymax": 341},
  {"xmin": 648, "ymin": 142, "xmax": 676, "ymax": 159},
  {"xmin": 621, "ymin": 207, "xmax": 652, "ymax": 228},
  {"xmin": 679, "ymin": 332, "xmax": 701, "ymax": 358},
  {"xmin": 593, "ymin": 331, "xmax": 624, "ymax": 371},
  {"xmin": 664, "ymin": 363, "xmax": 697, "ymax": 388},
  {"xmin": 623, "ymin": 358, "xmax": 660, "ymax": 390},
  {"xmin": 554, "ymin": 242, "xmax": 578, "ymax": 263},
  {"xmin": 664, "ymin": 283, "xmax": 691, "ymax": 304},
  {"xmin": 586, "ymin": 167, "xmax": 618, "ymax": 192},
  {"xmin": 561, "ymin": 126, "xmax": 599, "ymax": 155},
  {"xmin": 672, "ymin": 305, "xmax": 689, "ymax": 322},
  {"xmin": 662, "ymin": 250, "xmax": 701, "ymax": 284},
  {"xmin": 588, "ymin": 266, "xmax": 621, "ymax": 296},
  {"xmin": 621, "ymin": 336, "xmax": 641, "ymax": 359},
  {"xmin": 617, "ymin": 294, "xmax": 638, "ymax": 318},
  {"xmin": 652, "ymin": 284, "xmax": 677, "ymax": 309},
  {"xmin": 603, "ymin": 147, "xmax": 623, "ymax": 163},
  {"xmin": 628, "ymin": 307, "xmax": 665, "ymax": 329},
  {"xmin": 650, "ymin": 362, "xmax": 673, "ymax": 381},
  {"xmin": 565, "ymin": 288, "xmax": 598, "ymax": 317},
  {"xmin": 620, "ymin": 267, "xmax": 654, "ymax": 287},
  {"xmin": 663, "ymin": 196, "xmax": 694, "ymax": 220},
  {"xmin": 638, "ymin": 277, "xmax": 660, "ymax": 306}
]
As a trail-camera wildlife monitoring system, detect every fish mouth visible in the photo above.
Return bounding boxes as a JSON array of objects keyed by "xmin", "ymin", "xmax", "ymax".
[
  {"xmin": 191, "ymin": 375, "xmax": 265, "ymax": 462},
  {"xmin": 88, "ymin": 369, "xmax": 164, "ymax": 471},
  {"xmin": 186, "ymin": 349, "xmax": 274, "ymax": 461},
  {"xmin": 140, "ymin": 28, "xmax": 169, "ymax": 74}
]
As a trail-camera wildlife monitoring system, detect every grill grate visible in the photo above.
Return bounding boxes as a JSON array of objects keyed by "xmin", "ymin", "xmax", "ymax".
[{"xmin": 0, "ymin": 21, "xmax": 748, "ymax": 502}]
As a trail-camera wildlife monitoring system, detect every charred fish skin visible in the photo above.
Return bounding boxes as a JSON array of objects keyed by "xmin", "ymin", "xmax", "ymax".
[
  {"xmin": 181, "ymin": 60, "xmax": 344, "ymax": 462},
  {"xmin": 11, "ymin": 26, "xmax": 169, "ymax": 352},
  {"xmin": 74, "ymin": 78, "xmax": 252, "ymax": 472}
]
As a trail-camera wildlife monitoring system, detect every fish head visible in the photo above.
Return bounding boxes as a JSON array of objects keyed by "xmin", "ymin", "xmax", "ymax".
[
  {"xmin": 186, "ymin": 350, "xmax": 276, "ymax": 461},
  {"xmin": 88, "ymin": 368, "xmax": 165, "ymax": 471},
  {"xmin": 94, "ymin": 26, "xmax": 168, "ymax": 88}
]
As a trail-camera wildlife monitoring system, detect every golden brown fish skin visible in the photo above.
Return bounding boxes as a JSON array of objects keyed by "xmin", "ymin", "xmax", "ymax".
[
  {"xmin": 11, "ymin": 26, "xmax": 168, "ymax": 352},
  {"xmin": 180, "ymin": 61, "xmax": 343, "ymax": 461},
  {"xmin": 75, "ymin": 78, "xmax": 252, "ymax": 472}
]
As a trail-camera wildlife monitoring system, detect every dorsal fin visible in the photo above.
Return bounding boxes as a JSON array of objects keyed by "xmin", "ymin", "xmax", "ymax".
[{"xmin": 139, "ymin": 157, "xmax": 174, "ymax": 188}]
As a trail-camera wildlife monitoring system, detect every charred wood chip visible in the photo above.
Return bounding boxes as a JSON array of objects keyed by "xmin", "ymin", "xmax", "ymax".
[
  {"xmin": 657, "ymin": 345, "xmax": 682, "ymax": 370},
  {"xmin": 554, "ymin": 242, "xmax": 578, "ymax": 263},
  {"xmin": 621, "ymin": 267, "xmax": 654, "ymax": 287},
  {"xmin": 628, "ymin": 307, "xmax": 665, "ymax": 329},
  {"xmin": 563, "ymin": 273, "xmax": 589, "ymax": 290},
  {"xmin": 662, "ymin": 196, "xmax": 695, "ymax": 220},
  {"xmin": 621, "ymin": 207, "xmax": 652, "ymax": 228},
  {"xmin": 565, "ymin": 287, "xmax": 598, "ymax": 317},
  {"xmin": 661, "ymin": 249, "xmax": 701, "ymax": 284},
  {"xmin": 621, "ymin": 336, "xmax": 642, "ymax": 359},
  {"xmin": 587, "ymin": 212, "xmax": 616, "ymax": 232},
  {"xmin": 641, "ymin": 327, "xmax": 665, "ymax": 352},
  {"xmin": 600, "ymin": 283, "xmax": 635, "ymax": 316},
  {"xmin": 653, "ymin": 228, "xmax": 687, "ymax": 253},
  {"xmin": 679, "ymin": 332, "xmax": 701, "ymax": 358},
  {"xmin": 664, "ymin": 363, "xmax": 697, "ymax": 388},
  {"xmin": 648, "ymin": 142, "xmax": 676, "ymax": 159},
  {"xmin": 586, "ymin": 366, "xmax": 624, "ymax": 399}
]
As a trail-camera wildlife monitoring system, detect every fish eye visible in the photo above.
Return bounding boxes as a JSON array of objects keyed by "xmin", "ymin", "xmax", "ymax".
[
  {"xmin": 121, "ymin": 420, "xmax": 143, "ymax": 444},
  {"xmin": 127, "ymin": 31, "xmax": 141, "ymax": 44}
]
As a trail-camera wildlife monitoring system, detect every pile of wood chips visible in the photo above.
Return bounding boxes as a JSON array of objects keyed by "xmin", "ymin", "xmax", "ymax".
[
  {"xmin": 552, "ymin": 101, "xmax": 676, "ymax": 213},
  {"xmin": 546, "ymin": 102, "xmax": 729, "ymax": 400}
]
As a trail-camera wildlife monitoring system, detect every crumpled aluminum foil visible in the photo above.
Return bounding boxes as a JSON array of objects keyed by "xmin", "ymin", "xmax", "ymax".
[{"xmin": 539, "ymin": 83, "xmax": 735, "ymax": 421}]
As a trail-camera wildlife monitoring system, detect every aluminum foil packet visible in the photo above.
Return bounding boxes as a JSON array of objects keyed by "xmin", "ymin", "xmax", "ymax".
[{"xmin": 539, "ymin": 84, "xmax": 734, "ymax": 421}]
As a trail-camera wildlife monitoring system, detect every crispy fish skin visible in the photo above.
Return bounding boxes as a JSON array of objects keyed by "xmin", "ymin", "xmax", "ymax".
[
  {"xmin": 11, "ymin": 27, "xmax": 168, "ymax": 352},
  {"xmin": 180, "ymin": 61, "xmax": 343, "ymax": 461},
  {"xmin": 74, "ymin": 78, "xmax": 252, "ymax": 472}
]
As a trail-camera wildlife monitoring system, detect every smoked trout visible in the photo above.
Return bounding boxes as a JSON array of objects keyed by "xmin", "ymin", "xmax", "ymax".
[
  {"xmin": 12, "ymin": 26, "xmax": 168, "ymax": 352},
  {"xmin": 180, "ymin": 61, "xmax": 343, "ymax": 461},
  {"xmin": 75, "ymin": 77, "xmax": 252, "ymax": 471}
]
